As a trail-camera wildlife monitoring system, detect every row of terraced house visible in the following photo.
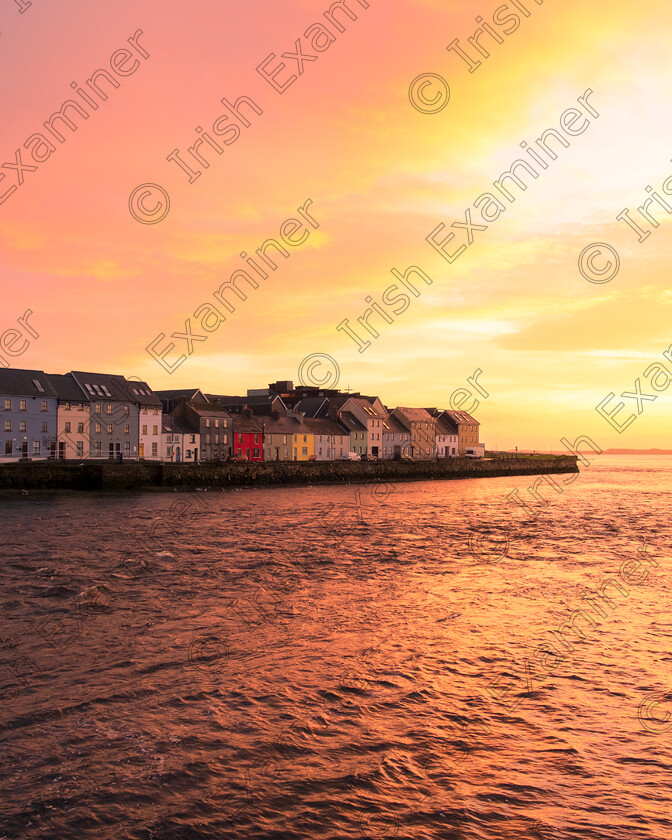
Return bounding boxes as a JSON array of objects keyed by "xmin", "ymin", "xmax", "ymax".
[{"xmin": 0, "ymin": 371, "xmax": 482, "ymax": 462}]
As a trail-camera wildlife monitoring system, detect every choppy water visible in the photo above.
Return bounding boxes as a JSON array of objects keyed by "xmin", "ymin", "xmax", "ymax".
[{"xmin": 1, "ymin": 455, "xmax": 671, "ymax": 840}]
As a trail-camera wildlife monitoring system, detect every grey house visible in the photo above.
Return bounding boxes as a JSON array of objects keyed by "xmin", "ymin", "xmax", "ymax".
[
  {"xmin": 0, "ymin": 369, "xmax": 58, "ymax": 460},
  {"xmin": 173, "ymin": 399, "xmax": 233, "ymax": 462},
  {"xmin": 70, "ymin": 371, "xmax": 139, "ymax": 459}
]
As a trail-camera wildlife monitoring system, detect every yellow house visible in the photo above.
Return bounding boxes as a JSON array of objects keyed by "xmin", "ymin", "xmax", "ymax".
[{"xmin": 292, "ymin": 422, "xmax": 315, "ymax": 461}]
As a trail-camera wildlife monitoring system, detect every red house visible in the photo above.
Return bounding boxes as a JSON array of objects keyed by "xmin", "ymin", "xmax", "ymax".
[{"xmin": 232, "ymin": 411, "xmax": 264, "ymax": 461}]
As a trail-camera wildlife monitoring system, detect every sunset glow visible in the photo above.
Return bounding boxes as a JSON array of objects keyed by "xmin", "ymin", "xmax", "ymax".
[{"xmin": 1, "ymin": 0, "xmax": 671, "ymax": 449}]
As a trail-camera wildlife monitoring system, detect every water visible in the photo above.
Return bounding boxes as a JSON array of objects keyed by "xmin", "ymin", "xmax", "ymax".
[{"xmin": 1, "ymin": 456, "xmax": 671, "ymax": 839}]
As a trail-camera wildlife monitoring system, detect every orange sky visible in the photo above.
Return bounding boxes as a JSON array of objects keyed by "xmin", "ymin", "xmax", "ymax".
[{"xmin": 1, "ymin": 0, "xmax": 671, "ymax": 449}]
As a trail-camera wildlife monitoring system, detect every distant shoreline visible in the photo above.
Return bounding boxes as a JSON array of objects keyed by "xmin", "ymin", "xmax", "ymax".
[{"xmin": 534, "ymin": 450, "xmax": 672, "ymax": 456}]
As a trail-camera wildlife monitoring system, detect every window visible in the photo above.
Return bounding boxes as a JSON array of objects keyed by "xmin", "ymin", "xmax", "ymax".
[
  {"xmin": 153, "ymin": 408, "xmax": 159, "ymax": 415},
  {"xmin": 3, "ymin": 399, "xmax": 10, "ymax": 410},
  {"xmin": 253, "ymin": 449, "xmax": 260, "ymax": 459},
  {"xmin": 142, "ymin": 407, "xmax": 148, "ymax": 415},
  {"xmin": 215, "ymin": 434, "xmax": 219, "ymax": 444},
  {"xmin": 5, "ymin": 441, "xmax": 11, "ymax": 454},
  {"xmin": 76, "ymin": 441, "xmax": 84, "ymax": 456},
  {"xmin": 19, "ymin": 421, "xmax": 26, "ymax": 432},
  {"xmin": 302, "ymin": 447, "xmax": 308, "ymax": 456},
  {"xmin": 283, "ymin": 436, "xmax": 287, "ymax": 444},
  {"xmin": 125, "ymin": 442, "xmax": 131, "ymax": 454},
  {"xmin": 206, "ymin": 434, "xmax": 211, "ymax": 443},
  {"xmin": 238, "ymin": 434, "xmax": 243, "ymax": 444},
  {"xmin": 4, "ymin": 420, "xmax": 10, "ymax": 432},
  {"xmin": 64, "ymin": 401, "xmax": 71, "ymax": 411},
  {"xmin": 95, "ymin": 441, "xmax": 102, "ymax": 455},
  {"xmin": 124, "ymin": 405, "xmax": 130, "ymax": 415},
  {"xmin": 190, "ymin": 435, "xmax": 195, "ymax": 443},
  {"xmin": 255, "ymin": 434, "xmax": 259, "ymax": 444},
  {"xmin": 303, "ymin": 435, "xmax": 307, "ymax": 442},
  {"xmin": 124, "ymin": 424, "xmax": 130, "ymax": 434},
  {"xmin": 206, "ymin": 418, "xmax": 211, "ymax": 428},
  {"xmin": 32, "ymin": 441, "xmax": 40, "ymax": 456},
  {"xmin": 223, "ymin": 420, "xmax": 228, "ymax": 428},
  {"xmin": 65, "ymin": 422, "xmax": 71, "ymax": 433},
  {"xmin": 222, "ymin": 434, "xmax": 228, "ymax": 444},
  {"xmin": 152, "ymin": 442, "xmax": 158, "ymax": 456},
  {"xmin": 78, "ymin": 423, "xmax": 84, "ymax": 433},
  {"xmin": 186, "ymin": 450, "xmax": 191, "ymax": 459},
  {"xmin": 142, "ymin": 425, "xmax": 148, "ymax": 435},
  {"xmin": 95, "ymin": 423, "xmax": 101, "ymax": 433},
  {"xmin": 95, "ymin": 403, "xmax": 101, "ymax": 413},
  {"xmin": 105, "ymin": 424, "xmax": 111, "ymax": 434},
  {"xmin": 106, "ymin": 404, "xmax": 112, "ymax": 414},
  {"xmin": 41, "ymin": 422, "xmax": 48, "ymax": 433},
  {"xmin": 20, "ymin": 400, "xmax": 26, "ymax": 411},
  {"xmin": 78, "ymin": 403, "xmax": 85, "ymax": 411},
  {"xmin": 153, "ymin": 425, "xmax": 158, "ymax": 435},
  {"xmin": 33, "ymin": 379, "xmax": 45, "ymax": 393},
  {"xmin": 215, "ymin": 419, "xmax": 219, "ymax": 428}
]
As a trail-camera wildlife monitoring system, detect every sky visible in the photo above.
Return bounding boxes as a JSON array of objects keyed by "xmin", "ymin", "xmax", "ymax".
[{"xmin": 1, "ymin": 0, "xmax": 671, "ymax": 450}]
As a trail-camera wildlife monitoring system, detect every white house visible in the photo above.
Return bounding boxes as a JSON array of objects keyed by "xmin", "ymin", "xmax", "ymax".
[{"xmin": 162, "ymin": 415, "xmax": 200, "ymax": 462}]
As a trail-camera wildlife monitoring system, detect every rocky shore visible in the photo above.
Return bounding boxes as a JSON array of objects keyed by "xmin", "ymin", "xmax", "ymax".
[{"xmin": 0, "ymin": 455, "xmax": 579, "ymax": 492}]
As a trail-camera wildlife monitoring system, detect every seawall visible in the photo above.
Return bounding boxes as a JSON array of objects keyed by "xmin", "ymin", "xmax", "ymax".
[{"xmin": 0, "ymin": 456, "xmax": 578, "ymax": 492}]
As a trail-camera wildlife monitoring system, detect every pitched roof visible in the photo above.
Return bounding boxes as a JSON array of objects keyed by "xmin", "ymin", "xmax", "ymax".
[
  {"xmin": 346, "ymin": 396, "xmax": 387, "ymax": 419},
  {"xmin": 294, "ymin": 397, "xmax": 329, "ymax": 418},
  {"xmin": 155, "ymin": 388, "xmax": 207, "ymax": 402},
  {"xmin": 125, "ymin": 379, "xmax": 163, "ymax": 407},
  {"xmin": 70, "ymin": 371, "xmax": 131, "ymax": 401},
  {"xmin": 444, "ymin": 409, "xmax": 480, "ymax": 426},
  {"xmin": 47, "ymin": 372, "xmax": 88, "ymax": 401},
  {"xmin": 261, "ymin": 414, "xmax": 309, "ymax": 435},
  {"xmin": 338, "ymin": 411, "xmax": 366, "ymax": 433},
  {"xmin": 435, "ymin": 413, "xmax": 458, "ymax": 436},
  {"xmin": 70, "ymin": 372, "xmax": 162, "ymax": 406},
  {"xmin": 392, "ymin": 407, "xmax": 435, "ymax": 425},
  {"xmin": 186, "ymin": 402, "xmax": 234, "ymax": 419},
  {"xmin": 162, "ymin": 415, "xmax": 198, "ymax": 435},
  {"xmin": 303, "ymin": 417, "xmax": 350, "ymax": 437},
  {"xmin": 206, "ymin": 393, "xmax": 284, "ymax": 405},
  {"xmin": 0, "ymin": 368, "xmax": 58, "ymax": 398},
  {"xmin": 232, "ymin": 413, "xmax": 264, "ymax": 433},
  {"xmin": 207, "ymin": 394, "xmax": 287, "ymax": 415},
  {"xmin": 382, "ymin": 414, "xmax": 409, "ymax": 435}
]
